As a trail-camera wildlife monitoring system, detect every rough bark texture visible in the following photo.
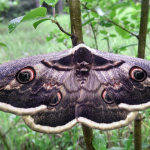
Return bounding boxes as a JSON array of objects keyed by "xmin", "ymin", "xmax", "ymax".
[
  {"xmin": 135, "ymin": 0, "xmax": 149, "ymax": 150},
  {"xmin": 137, "ymin": 0, "xmax": 149, "ymax": 58},
  {"xmin": 69, "ymin": 0, "xmax": 83, "ymax": 44},
  {"xmin": 82, "ymin": 124, "xmax": 96, "ymax": 150},
  {"xmin": 134, "ymin": 114, "xmax": 142, "ymax": 150},
  {"xmin": 68, "ymin": 0, "xmax": 95, "ymax": 149}
]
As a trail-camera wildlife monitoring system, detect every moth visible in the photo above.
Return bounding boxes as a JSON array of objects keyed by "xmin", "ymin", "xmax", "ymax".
[{"xmin": 0, "ymin": 43, "xmax": 150, "ymax": 134}]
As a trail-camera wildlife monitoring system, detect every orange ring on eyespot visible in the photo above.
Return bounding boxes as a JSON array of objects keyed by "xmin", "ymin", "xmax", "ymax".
[
  {"xmin": 50, "ymin": 91, "xmax": 62, "ymax": 106},
  {"xmin": 129, "ymin": 66, "xmax": 147, "ymax": 82},
  {"xmin": 16, "ymin": 67, "xmax": 35, "ymax": 84},
  {"xmin": 102, "ymin": 90, "xmax": 113, "ymax": 104}
]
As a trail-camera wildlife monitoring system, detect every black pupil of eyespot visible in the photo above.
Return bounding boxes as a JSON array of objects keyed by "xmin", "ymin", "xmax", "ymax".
[
  {"xmin": 105, "ymin": 94, "xmax": 112, "ymax": 103},
  {"xmin": 19, "ymin": 72, "xmax": 31, "ymax": 82},
  {"xmin": 51, "ymin": 96, "xmax": 58, "ymax": 105},
  {"xmin": 134, "ymin": 71, "xmax": 144, "ymax": 80}
]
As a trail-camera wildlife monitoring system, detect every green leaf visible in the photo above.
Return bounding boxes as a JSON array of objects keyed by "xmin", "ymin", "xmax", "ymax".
[
  {"xmin": 92, "ymin": 133, "xmax": 107, "ymax": 150},
  {"xmin": 40, "ymin": 0, "xmax": 45, "ymax": 5},
  {"xmin": 110, "ymin": 34, "xmax": 117, "ymax": 37},
  {"xmin": 115, "ymin": 26, "xmax": 126, "ymax": 37},
  {"xmin": 82, "ymin": 14, "xmax": 88, "ymax": 19},
  {"xmin": 111, "ymin": 2, "xmax": 129, "ymax": 10},
  {"xmin": 81, "ymin": 0, "xmax": 93, "ymax": 2},
  {"xmin": 99, "ymin": 20, "xmax": 113, "ymax": 27},
  {"xmin": 46, "ymin": 34, "xmax": 54, "ymax": 41},
  {"xmin": 21, "ymin": 7, "xmax": 47, "ymax": 22},
  {"xmin": 0, "ymin": 42, "xmax": 8, "ymax": 47},
  {"xmin": 126, "ymin": 134, "xmax": 133, "ymax": 149},
  {"xmin": 8, "ymin": 7, "xmax": 47, "ymax": 33},
  {"xmin": 91, "ymin": 11, "xmax": 99, "ymax": 18},
  {"xmin": 43, "ymin": 0, "xmax": 59, "ymax": 7},
  {"xmin": 82, "ymin": 18, "xmax": 94, "ymax": 26},
  {"xmin": 100, "ymin": 30, "xmax": 108, "ymax": 35},
  {"xmin": 33, "ymin": 18, "xmax": 50, "ymax": 29}
]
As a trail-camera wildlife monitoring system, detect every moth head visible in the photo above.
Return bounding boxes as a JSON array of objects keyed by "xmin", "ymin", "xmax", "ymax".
[
  {"xmin": 16, "ymin": 67, "xmax": 35, "ymax": 84},
  {"xmin": 129, "ymin": 66, "xmax": 147, "ymax": 82}
]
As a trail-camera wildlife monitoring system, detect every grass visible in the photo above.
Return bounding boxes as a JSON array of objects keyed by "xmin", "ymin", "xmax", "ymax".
[
  {"xmin": 0, "ymin": 14, "xmax": 150, "ymax": 150},
  {"xmin": 0, "ymin": 14, "xmax": 144, "ymax": 62}
]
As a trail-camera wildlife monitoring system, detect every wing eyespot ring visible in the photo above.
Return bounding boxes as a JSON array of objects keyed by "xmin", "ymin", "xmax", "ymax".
[
  {"xmin": 49, "ymin": 92, "xmax": 62, "ymax": 106},
  {"xmin": 102, "ymin": 90, "xmax": 113, "ymax": 104},
  {"xmin": 16, "ymin": 67, "xmax": 35, "ymax": 84},
  {"xmin": 129, "ymin": 66, "xmax": 147, "ymax": 82}
]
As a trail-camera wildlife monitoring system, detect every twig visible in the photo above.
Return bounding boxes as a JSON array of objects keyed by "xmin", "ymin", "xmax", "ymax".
[
  {"xmin": 81, "ymin": 3, "xmax": 139, "ymax": 38},
  {"xmin": 87, "ymin": 12, "xmax": 98, "ymax": 49},
  {"xmin": 105, "ymin": 18, "xmax": 139, "ymax": 38},
  {"xmin": 0, "ymin": 130, "xmax": 10, "ymax": 150},
  {"xmin": 69, "ymin": 130, "xmax": 75, "ymax": 150},
  {"xmin": 142, "ymin": 121, "xmax": 150, "ymax": 129},
  {"xmin": 5, "ymin": 117, "xmax": 22, "ymax": 135},
  {"xmin": 55, "ymin": 21, "xmax": 71, "ymax": 36}
]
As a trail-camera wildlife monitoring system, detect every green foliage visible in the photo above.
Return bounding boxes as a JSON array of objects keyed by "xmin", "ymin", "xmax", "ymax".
[
  {"xmin": 8, "ymin": 7, "xmax": 47, "ymax": 33},
  {"xmin": 0, "ymin": 0, "xmax": 10, "ymax": 14},
  {"xmin": 40, "ymin": 0, "xmax": 59, "ymax": 7},
  {"xmin": 92, "ymin": 133, "xmax": 107, "ymax": 150},
  {"xmin": 0, "ymin": 42, "xmax": 7, "ymax": 47}
]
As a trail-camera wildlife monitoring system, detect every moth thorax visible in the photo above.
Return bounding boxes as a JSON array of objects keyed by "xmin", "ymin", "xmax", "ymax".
[{"xmin": 75, "ymin": 61, "xmax": 90, "ymax": 85}]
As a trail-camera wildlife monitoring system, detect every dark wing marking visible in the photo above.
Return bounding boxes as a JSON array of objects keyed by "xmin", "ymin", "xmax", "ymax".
[
  {"xmin": 0, "ymin": 49, "xmax": 77, "ymax": 115},
  {"xmin": 94, "ymin": 48, "xmax": 150, "ymax": 111},
  {"xmin": 75, "ymin": 71, "xmax": 138, "ymax": 130}
]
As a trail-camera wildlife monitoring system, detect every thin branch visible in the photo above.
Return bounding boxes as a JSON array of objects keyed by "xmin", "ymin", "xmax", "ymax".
[
  {"xmin": 0, "ymin": 130, "xmax": 10, "ymax": 150},
  {"xmin": 5, "ymin": 117, "xmax": 22, "ymax": 135},
  {"xmin": 106, "ymin": 18, "xmax": 139, "ymax": 38},
  {"xmin": 69, "ymin": 130, "xmax": 75, "ymax": 150},
  {"xmin": 55, "ymin": 21, "xmax": 71, "ymax": 36},
  {"xmin": 81, "ymin": 3, "xmax": 139, "ymax": 38},
  {"xmin": 87, "ymin": 12, "xmax": 98, "ymax": 49},
  {"xmin": 142, "ymin": 121, "xmax": 150, "ymax": 130},
  {"xmin": 47, "ymin": 17, "xmax": 71, "ymax": 36}
]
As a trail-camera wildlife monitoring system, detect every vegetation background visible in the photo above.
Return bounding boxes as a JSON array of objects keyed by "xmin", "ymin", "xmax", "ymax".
[{"xmin": 0, "ymin": 0, "xmax": 150, "ymax": 150}]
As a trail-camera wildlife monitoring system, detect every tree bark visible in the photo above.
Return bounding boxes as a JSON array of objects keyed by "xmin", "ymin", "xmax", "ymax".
[
  {"xmin": 137, "ymin": 0, "xmax": 149, "ymax": 58},
  {"xmin": 134, "ymin": 0, "xmax": 149, "ymax": 150},
  {"xmin": 69, "ymin": 0, "xmax": 83, "ymax": 44},
  {"xmin": 34, "ymin": 0, "xmax": 40, "ymax": 8},
  {"xmin": 57, "ymin": 0, "xmax": 63, "ymax": 14}
]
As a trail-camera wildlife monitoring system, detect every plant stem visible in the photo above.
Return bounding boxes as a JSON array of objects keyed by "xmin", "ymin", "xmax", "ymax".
[
  {"xmin": 69, "ymin": 0, "xmax": 83, "ymax": 44},
  {"xmin": 87, "ymin": 12, "xmax": 98, "ymax": 49},
  {"xmin": 5, "ymin": 117, "xmax": 21, "ymax": 135},
  {"xmin": 137, "ymin": 0, "xmax": 149, "ymax": 58},
  {"xmin": 68, "ymin": 0, "xmax": 95, "ymax": 149},
  {"xmin": 82, "ymin": 124, "xmax": 95, "ymax": 150},
  {"xmin": 135, "ymin": 0, "xmax": 149, "ymax": 149},
  {"xmin": 134, "ymin": 114, "xmax": 142, "ymax": 150},
  {"xmin": 55, "ymin": 21, "xmax": 71, "ymax": 36},
  {"xmin": 0, "ymin": 130, "xmax": 10, "ymax": 150},
  {"xmin": 81, "ymin": 3, "xmax": 138, "ymax": 38}
]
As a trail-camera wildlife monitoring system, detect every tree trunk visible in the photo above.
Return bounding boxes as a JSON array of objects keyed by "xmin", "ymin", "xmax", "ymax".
[
  {"xmin": 34, "ymin": 0, "xmax": 40, "ymax": 8},
  {"xmin": 57, "ymin": 0, "xmax": 63, "ymax": 14},
  {"xmin": 134, "ymin": 0, "xmax": 149, "ymax": 149}
]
